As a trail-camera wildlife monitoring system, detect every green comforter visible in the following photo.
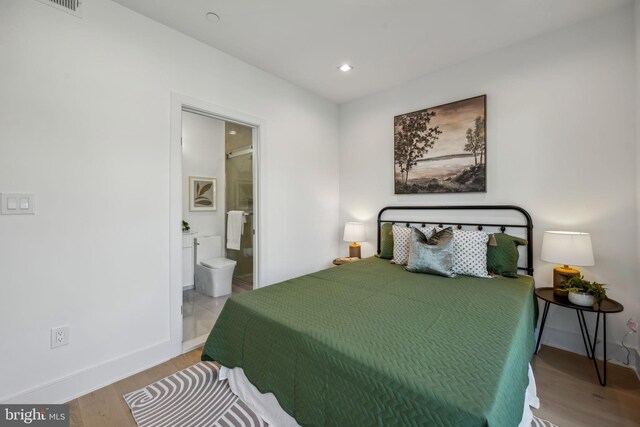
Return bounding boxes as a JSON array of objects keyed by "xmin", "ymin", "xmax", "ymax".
[{"xmin": 202, "ymin": 257, "xmax": 536, "ymax": 426}]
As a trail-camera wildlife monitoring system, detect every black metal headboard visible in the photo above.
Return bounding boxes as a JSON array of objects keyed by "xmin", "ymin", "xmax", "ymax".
[{"xmin": 377, "ymin": 205, "xmax": 534, "ymax": 275}]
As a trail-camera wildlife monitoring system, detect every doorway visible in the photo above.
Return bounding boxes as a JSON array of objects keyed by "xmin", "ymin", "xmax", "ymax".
[{"xmin": 169, "ymin": 93, "xmax": 262, "ymax": 355}]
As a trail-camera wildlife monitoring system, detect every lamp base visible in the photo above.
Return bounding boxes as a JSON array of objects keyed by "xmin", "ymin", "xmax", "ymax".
[
  {"xmin": 349, "ymin": 243, "xmax": 361, "ymax": 258},
  {"xmin": 553, "ymin": 265, "xmax": 580, "ymax": 297}
]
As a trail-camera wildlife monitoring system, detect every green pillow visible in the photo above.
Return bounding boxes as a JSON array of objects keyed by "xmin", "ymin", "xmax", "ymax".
[
  {"xmin": 377, "ymin": 223, "xmax": 394, "ymax": 259},
  {"xmin": 405, "ymin": 227, "xmax": 456, "ymax": 278},
  {"xmin": 487, "ymin": 233, "xmax": 528, "ymax": 278}
]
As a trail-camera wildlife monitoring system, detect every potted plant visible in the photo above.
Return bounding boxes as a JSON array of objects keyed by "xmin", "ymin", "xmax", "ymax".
[
  {"xmin": 182, "ymin": 220, "xmax": 190, "ymax": 233},
  {"xmin": 560, "ymin": 276, "xmax": 606, "ymax": 307}
]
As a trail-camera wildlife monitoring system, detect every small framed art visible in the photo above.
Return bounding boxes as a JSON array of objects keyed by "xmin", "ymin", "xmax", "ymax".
[{"xmin": 189, "ymin": 176, "xmax": 216, "ymax": 211}]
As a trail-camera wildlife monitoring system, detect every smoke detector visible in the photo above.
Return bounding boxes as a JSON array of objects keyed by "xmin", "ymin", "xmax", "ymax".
[{"xmin": 206, "ymin": 12, "xmax": 221, "ymax": 23}]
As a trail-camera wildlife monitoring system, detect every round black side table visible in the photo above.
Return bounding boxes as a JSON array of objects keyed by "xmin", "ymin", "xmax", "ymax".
[{"xmin": 534, "ymin": 287, "xmax": 623, "ymax": 386}]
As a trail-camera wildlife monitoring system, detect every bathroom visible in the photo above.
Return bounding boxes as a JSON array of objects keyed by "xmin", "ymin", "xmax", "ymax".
[{"xmin": 180, "ymin": 109, "xmax": 255, "ymax": 351}]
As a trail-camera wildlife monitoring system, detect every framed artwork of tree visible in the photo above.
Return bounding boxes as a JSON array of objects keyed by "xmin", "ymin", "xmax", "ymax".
[{"xmin": 394, "ymin": 95, "xmax": 486, "ymax": 194}]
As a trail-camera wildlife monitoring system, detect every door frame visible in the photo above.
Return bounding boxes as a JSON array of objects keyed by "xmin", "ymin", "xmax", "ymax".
[{"xmin": 169, "ymin": 92, "xmax": 264, "ymax": 356}]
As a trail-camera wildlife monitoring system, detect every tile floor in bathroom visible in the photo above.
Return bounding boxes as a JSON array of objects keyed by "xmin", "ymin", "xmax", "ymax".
[{"xmin": 182, "ymin": 283, "xmax": 251, "ymax": 343}]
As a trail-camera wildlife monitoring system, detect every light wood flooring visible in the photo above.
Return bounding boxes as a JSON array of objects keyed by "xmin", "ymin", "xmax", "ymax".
[
  {"xmin": 68, "ymin": 349, "xmax": 202, "ymax": 427},
  {"xmin": 532, "ymin": 345, "xmax": 640, "ymax": 427},
  {"xmin": 68, "ymin": 345, "xmax": 640, "ymax": 426}
]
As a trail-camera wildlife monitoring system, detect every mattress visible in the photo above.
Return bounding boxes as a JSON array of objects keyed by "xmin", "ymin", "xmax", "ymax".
[{"xmin": 202, "ymin": 257, "xmax": 537, "ymax": 426}]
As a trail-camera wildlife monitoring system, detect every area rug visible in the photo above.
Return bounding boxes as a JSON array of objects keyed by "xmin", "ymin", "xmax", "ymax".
[
  {"xmin": 123, "ymin": 362, "xmax": 267, "ymax": 427},
  {"xmin": 124, "ymin": 362, "xmax": 557, "ymax": 427},
  {"xmin": 532, "ymin": 416, "xmax": 559, "ymax": 427}
]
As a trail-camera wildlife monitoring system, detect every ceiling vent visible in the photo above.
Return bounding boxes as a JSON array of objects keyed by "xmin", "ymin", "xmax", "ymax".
[{"xmin": 36, "ymin": 0, "xmax": 82, "ymax": 18}]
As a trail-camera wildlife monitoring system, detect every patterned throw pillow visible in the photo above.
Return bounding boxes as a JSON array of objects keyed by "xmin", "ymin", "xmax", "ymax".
[
  {"xmin": 392, "ymin": 224, "xmax": 435, "ymax": 265},
  {"xmin": 487, "ymin": 233, "xmax": 528, "ymax": 277},
  {"xmin": 406, "ymin": 227, "xmax": 456, "ymax": 277},
  {"xmin": 447, "ymin": 229, "xmax": 491, "ymax": 278}
]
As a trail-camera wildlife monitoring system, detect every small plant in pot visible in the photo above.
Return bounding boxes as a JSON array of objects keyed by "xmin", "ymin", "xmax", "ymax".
[{"xmin": 560, "ymin": 276, "xmax": 606, "ymax": 307}]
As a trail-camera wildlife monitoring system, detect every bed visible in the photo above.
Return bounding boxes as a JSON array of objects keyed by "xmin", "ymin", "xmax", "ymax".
[{"xmin": 202, "ymin": 205, "xmax": 538, "ymax": 427}]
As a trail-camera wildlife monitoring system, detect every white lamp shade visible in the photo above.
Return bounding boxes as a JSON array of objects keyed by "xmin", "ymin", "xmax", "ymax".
[
  {"xmin": 541, "ymin": 231, "xmax": 594, "ymax": 266},
  {"xmin": 343, "ymin": 222, "xmax": 366, "ymax": 243}
]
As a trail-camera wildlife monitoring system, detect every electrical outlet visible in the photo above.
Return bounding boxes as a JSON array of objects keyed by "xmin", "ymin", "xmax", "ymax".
[{"xmin": 51, "ymin": 326, "xmax": 69, "ymax": 349}]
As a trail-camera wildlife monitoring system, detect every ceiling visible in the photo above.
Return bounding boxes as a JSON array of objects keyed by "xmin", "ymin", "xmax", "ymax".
[{"xmin": 112, "ymin": 0, "xmax": 631, "ymax": 103}]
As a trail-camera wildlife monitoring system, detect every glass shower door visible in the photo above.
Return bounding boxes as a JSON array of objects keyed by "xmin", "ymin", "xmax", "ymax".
[{"xmin": 225, "ymin": 148, "xmax": 253, "ymax": 288}]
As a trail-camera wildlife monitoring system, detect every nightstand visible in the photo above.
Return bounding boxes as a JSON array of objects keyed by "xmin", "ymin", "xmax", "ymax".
[{"xmin": 534, "ymin": 287, "xmax": 623, "ymax": 386}]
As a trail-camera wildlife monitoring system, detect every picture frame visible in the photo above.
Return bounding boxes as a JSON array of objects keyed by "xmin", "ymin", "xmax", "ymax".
[
  {"xmin": 189, "ymin": 176, "xmax": 216, "ymax": 211},
  {"xmin": 394, "ymin": 95, "xmax": 486, "ymax": 194}
]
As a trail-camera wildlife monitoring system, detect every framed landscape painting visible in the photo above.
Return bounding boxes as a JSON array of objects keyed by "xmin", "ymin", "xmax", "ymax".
[
  {"xmin": 189, "ymin": 176, "xmax": 216, "ymax": 211},
  {"xmin": 394, "ymin": 95, "xmax": 486, "ymax": 194}
]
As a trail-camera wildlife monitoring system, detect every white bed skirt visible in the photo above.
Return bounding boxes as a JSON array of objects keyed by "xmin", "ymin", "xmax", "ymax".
[
  {"xmin": 219, "ymin": 366, "xmax": 299, "ymax": 427},
  {"xmin": 219, "ymin": 364, "xmax": 540, "ymax": 427}
]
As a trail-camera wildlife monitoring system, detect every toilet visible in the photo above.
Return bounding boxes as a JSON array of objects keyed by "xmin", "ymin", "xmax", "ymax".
[{"xmin": 194, "ymin": 235, "xmax": 237, "ymax": 297}]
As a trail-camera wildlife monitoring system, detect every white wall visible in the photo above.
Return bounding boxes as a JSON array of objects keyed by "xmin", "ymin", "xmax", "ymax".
[
  {"xmin": 182, "ymin": 112, "xmax": 225, "ymax": 237},
  {"xmin": 0, "ymin": 0, "xmax": 339, "ymax": 403},
  {"xmin": 339, "ymin": 6, "xmax": 639, "ymax": 358}
]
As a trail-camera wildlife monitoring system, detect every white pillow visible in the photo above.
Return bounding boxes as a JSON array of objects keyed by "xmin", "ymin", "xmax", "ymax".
[
  {"xmin": 449, "ymin": 229, "xmax": 491, "ymax": 278},
  {"xmin": 392, "ymin": 224, "xmax": 435, "ymax": 265}
]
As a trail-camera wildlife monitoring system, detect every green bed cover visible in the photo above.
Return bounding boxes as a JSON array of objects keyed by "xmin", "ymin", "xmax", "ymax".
[{"xmin": 202, "ymin": 257, "xmax": 536, "ymax": 427}]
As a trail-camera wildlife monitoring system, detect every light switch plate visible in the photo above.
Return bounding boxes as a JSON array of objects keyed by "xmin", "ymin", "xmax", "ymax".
[
  {"xmin": 7, "ymin": 197, "xmax": 17, "ymax": 210},
  {"xmin": 1, "ymin": 193, "xmax": 35, "ymax": 215}
]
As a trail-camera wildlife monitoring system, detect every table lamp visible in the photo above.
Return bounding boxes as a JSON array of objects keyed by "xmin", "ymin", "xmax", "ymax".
[
  {"xmin": 541, "ymin": 231, "xmax": 594, "ymax": 296},
  {"xmin": 343, "ymin": 222, "xmax": 366, "ymax": 258}
]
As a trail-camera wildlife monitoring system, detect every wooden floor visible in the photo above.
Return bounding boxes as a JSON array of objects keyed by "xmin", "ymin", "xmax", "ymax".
[
  {"xmin": 532, "ymin": 345, "xmax": 640, "ymax": 427},
  {"xmin": 68, "ymin": 349, "xmax": 202, "ymax": 427},
  {"xmin": 68, "ymin": 345, "xmax": 640, "ymax": 426}
]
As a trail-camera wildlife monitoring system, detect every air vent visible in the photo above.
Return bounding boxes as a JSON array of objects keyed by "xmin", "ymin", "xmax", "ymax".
[{"xmin": 36, "ymin": 0, "xmax": 82, "ymax": 18}]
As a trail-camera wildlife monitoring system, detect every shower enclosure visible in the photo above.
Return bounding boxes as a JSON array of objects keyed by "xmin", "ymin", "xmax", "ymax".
[{"xmin": 225, "ymin": 123, "xmax": 254, "ymax": 288}]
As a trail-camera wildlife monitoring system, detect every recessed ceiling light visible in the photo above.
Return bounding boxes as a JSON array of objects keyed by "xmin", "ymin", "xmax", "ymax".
[
  {"xmin": 229, "ymin": 130, "xmax": 237, "ymax": 135},
  {"xmin": 205, "ymin": 12, "xmax": 220, "ymax": 23},
  {"xmin": 338, "ymin": 64, "xmax": 353, "ymax": 72}
]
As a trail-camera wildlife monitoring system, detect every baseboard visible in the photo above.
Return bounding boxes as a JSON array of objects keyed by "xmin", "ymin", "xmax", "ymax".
[
  {"xmin": 1, "ymin": 340, "xmax": 175, "ymax": 404},
  {"xmin": 539, "ymin": 325, "xmax": 639, "ymax": 377},
  {"xmin": 182, "ymin": 335, "xmax": 208, "ymax": 353}
]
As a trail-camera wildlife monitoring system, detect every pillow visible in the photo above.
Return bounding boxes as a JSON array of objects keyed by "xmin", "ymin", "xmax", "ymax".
[
  {"xmin": 377, "ymin": 223, "xmax": 394, "ymax": 259},
  {"xmin": 406, "ymin": 227, "xmax": 456, "ymax": 277},
  {"xmin": 487, "ymin": 233, "xmax": 528, "ymax": 277},
  {"xmin": 441, "ymin": 228, "xmax": 491, "ymax": 278},
  {"xmin": 392, "ymin": 224, "xmax": 435, "ymax": 265}
]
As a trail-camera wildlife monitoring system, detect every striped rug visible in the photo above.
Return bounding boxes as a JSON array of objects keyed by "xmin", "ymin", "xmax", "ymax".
[
  {"xmin": 532, "ymin": 416, "xmax": 559, "ymax": 427},
  {"xmin": 123, "ymin": 362, "xmax": 267, "ymax": 427},
  {"xmin": 124, "ymin": 362, "xmax": 557, "ymax": 427}
]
